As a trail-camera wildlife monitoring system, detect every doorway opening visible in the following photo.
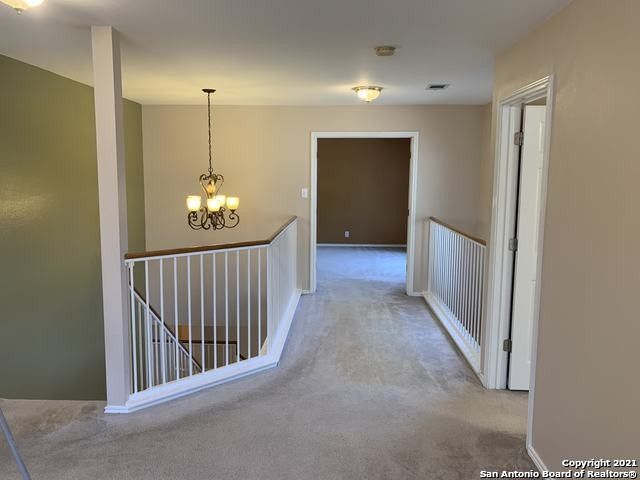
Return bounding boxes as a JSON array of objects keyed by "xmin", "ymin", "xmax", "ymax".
[
  {"xmin": 484, "ymin": 76, "xmax": 554, "ymax": 462},
  {"xmin": 309, "ymin": 132, "xmax": 419, "ymax": 295}
]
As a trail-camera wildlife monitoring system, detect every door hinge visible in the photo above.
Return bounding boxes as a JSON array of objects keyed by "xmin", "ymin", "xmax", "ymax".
[
  {"xmin": 503, "ymin": 339, "xmax": 513, "ymax": 353},
  {"xmin": 514, "ymin": 131, "xmax": 524, "ymax": 146},
  {"xmin": 508, "ymin": 238, "xmax": 518, "ymax": 252}
]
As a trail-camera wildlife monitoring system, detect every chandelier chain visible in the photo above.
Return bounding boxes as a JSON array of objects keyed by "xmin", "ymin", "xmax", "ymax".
[{"xmin": 207, "ymin": 90, "xmax": 213, "ymax": 174}]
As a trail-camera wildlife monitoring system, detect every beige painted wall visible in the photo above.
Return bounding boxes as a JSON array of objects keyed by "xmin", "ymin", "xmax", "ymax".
[
  {"xmin": 489, "ymin": 0, "xmax": 640, "ymax": 468},
  {"xmin": 477, "ymin": 103, "xmax": 493, "ymax": 241},
  {"xmin": 142, "ymin": 105, "xmax": 487, "ymax": 292}
]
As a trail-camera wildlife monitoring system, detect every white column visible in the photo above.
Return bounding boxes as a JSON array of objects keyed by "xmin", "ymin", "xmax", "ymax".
[{"xmin": 91, "ymin": 26, "xmax": 131, "ymax": 410}]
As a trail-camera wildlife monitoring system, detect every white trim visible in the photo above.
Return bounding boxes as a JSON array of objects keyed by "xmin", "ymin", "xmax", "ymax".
[
  {"xmin": 484, "ymin": 75, "xmax": 555, "ymax": 461},
  {"xmin": 106, "ymin": 290, "xmax": 301, "ymax": 413},
  {"xmin": 423, "ymin": 292, "xmax": 481, "ymax": 375},
  {"xmin": 527, "ymin": 444, "xmax": 548, "ymax": 473},
  {"xmin": 317, "ymin": 243, "xmax": 406, "ymax": 248},
  {"xmin": 309, "ymin": 131, "xmax": 419, "ymax": 296},
  {"xmin": 105, "ymin": 357, "xmax": 279, "ymax": 413},
  {"xmin": 483, "ymin": 103, "xmax": 522, "ymax": 389}
]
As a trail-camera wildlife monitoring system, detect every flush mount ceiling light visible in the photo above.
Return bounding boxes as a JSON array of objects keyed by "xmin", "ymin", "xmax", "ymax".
[
  {"xmin": 1, "ymin": 0, "xmax": 44, "ymax": 13},
  {"xmin": 352, "ymin": 86, "xmax": 383, "ymax": 103},
  {"xmin": 186, "ymin": 89, "xmax": 240, "ymax": 231}
]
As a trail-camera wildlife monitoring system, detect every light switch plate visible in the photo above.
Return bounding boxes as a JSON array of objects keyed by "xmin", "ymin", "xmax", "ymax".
[
  {"xmin": 301, "ymin": 188, "xmax": 308, "ymax": 198},
  {"xmin": 344, "ymin": 231, "xmax": 350, "ymax": 238}
]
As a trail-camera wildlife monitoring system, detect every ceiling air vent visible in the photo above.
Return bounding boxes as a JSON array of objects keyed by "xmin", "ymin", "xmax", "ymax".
[
  {"xmin": 374, "ymin": 46, "xmax": 396, "ymax": 57},
  {"xmin": 426, "ymin": 84, "xmax": 450, "ymax": 90}
]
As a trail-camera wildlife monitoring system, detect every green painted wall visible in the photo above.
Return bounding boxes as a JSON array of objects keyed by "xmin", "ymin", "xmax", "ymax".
[{"xmin": 0, "ymin": 54, "xmax": 145, "ymax": 400}]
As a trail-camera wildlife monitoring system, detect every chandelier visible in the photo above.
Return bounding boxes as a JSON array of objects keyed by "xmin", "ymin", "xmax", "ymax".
[{"xmin": 186, "ymin": 89, "xmax": 240, "ymax": 230}]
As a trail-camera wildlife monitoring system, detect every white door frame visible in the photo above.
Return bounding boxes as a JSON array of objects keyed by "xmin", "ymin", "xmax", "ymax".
[
  {"xmin": 309, "ymin": 132, "xmax": 419, "ymax": 295},
  {"xmin": 483, "ymin": 75, "xmax": 554, "ymax": 457}
]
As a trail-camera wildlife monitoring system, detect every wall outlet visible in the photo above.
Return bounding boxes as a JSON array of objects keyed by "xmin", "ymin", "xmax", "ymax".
[
  {"xmin": 344, "ymin": 230, "xmax": 350, "ymax": 238},
  {"xmin": 301, "ymin": 188, "xmax": 308, "ymax": 198}
]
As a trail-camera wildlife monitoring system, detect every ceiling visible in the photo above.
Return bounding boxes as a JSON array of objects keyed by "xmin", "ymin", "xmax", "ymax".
[{"xmin": 0, "ymin": 0, "xmax": 572, "ymax": 105}]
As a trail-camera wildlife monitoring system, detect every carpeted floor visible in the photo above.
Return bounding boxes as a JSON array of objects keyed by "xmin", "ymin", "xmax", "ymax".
[{"xmin": 0, "ymin": 247, "xmax": 533, "ymax": 479}]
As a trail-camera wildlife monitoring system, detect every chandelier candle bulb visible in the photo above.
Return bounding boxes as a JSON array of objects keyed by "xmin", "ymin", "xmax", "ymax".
[
  {"xmin": 207, "ymin": 198, "xmax": 221, "ymax": 212},
  {"xmin": 187, "ymin": 195, "xmax": 202, "ymax": 212},
  {"xmin": 226, "ymin": 197, "xmax": 239, "ymax": 211}
]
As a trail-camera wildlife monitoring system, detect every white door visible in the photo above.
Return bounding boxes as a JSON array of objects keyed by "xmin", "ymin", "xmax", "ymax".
[{"xmin": 508, "ymin": 105, "xmax": 547, "ymax": 391}]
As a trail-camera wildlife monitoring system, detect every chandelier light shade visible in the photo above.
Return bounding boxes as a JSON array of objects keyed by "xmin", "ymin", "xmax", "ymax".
[
  {"xmin": 0, "ymin": 0, "xmax": 44, "ymax": 13},
  {"xmin": 186, "ymin": 89, "xmax": 240, "ymax": 231},
  {"xmin": 352, "ymin": 85, "xmax": 383, "ymax": 102}
]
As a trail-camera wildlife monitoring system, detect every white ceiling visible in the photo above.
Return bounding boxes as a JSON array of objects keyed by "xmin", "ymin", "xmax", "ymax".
[{"xmin": 0, "ymin": 0, "xmax": 572, "ymax": 105}]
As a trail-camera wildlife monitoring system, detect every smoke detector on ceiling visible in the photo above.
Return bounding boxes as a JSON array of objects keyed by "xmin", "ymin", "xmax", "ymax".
[
  {"xmin": 374, "ymin": 46, "xmax": 396, "ymax": 57},
  {"xmin": 426, "ymin": 84, "xmax": 450, "ymax": 90}
]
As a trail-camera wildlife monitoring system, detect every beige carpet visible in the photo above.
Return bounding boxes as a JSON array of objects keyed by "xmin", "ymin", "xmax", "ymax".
[{"xmin": 0, "ymin": 247, "xmax": 533, "ymax": 479}]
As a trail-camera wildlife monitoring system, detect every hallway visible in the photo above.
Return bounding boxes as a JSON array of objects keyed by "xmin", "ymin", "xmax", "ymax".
[{"xmin": 0, "ymin": 247, "xmax": 533, "ymax": 479}]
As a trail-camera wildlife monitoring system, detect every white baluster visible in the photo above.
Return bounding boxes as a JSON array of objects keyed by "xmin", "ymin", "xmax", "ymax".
[
  {"xmin": 159, "ymin": 259, "xmax": 166, "ymax": 384},
  {"xmin": 225, "ymin": 251, "xmax": 229, "ymax": 366},
  {"xmin": 187, "ymin": 256, "xmax": 193, "ymax": 376},
  {"xmin": 258, "ymin": 248, "xmax": 262, "ymax": 355},
  {"xmin": 200, "ymin": 254, "xmax": 205, "ymax": 371},
  {"xmin": 144, "ymin": 260, "xmax": 152, "ymax": 388},
  {"xmin": 173, "ymin": 257, "xmax": 180, "ymax": 380},
  {"xmin": 236, "ymin": 250, "xmax": 240, "ymax": 363},
  {"xmin": 247, "ymin": 249, "xmax": 251, "ymax": 360},
  {"xmin": 463, "ymin": 239, "xmax": 471, "ymax": 338},
  {"xmin": 129, "ymin": 263, "xmax": 138, "ymax": 393},
  {"xmin": 212, "ymin": 253, "xmax": 217, "ymax": 369}
]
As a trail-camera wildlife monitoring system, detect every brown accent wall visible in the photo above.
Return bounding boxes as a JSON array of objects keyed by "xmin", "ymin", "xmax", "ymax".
[{"xmin": 317, "ymin": 138, "xmax": 410, "ymax": 245}]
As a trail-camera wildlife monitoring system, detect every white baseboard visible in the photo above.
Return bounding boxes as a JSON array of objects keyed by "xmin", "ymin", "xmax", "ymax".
[
  {"xmin": 527, "ymin": 443, "xmax": 548, "ymax": 473},
  {"xmin": 105, "ymin": 289, "xmax": 302, "ymax": 414},
  {"xmin": 105, "ymin": 357, "xmax": 279, "ymax": 414},
  {"xmin": 317, "ymin": 243, "xmax": 406, "ymax": 248},
  {"xmin": 422, "ymin": 291, "xmax": 482, "ymax": 375}
]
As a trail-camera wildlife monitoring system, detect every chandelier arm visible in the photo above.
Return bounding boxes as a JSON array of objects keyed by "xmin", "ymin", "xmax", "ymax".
[
  {"xmin": 202, "ymin": 208, "xmax": 213, "ymax": 229},
  {"xmin": 187, "ymin": 211, "xmax": 204, "ymax": 230},
  {"xmin": 224, "ymin": 209, "xmax": 240, "ymax": 228}
]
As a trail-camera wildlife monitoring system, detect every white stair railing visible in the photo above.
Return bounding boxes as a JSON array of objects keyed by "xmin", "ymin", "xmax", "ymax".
[
  {"xmin": 130, "ymin": 289, "xmax": 201, "ymax": 391},
  {"xmin": 113, "ymin": 217, "xmax": 300, "ymax": 413},
  {"xmin": 425, "ymin": 218, "xmax": 486, "ymax": 373}
]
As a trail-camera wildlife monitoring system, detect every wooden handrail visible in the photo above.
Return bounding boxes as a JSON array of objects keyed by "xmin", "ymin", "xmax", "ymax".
[
  {"xmin": 427, "ymin": 217, "xmax": 486, "ymax": 246},
  {"xmin": 125, "ymin": 216, "xmax": 297, "ymax": 260}
]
